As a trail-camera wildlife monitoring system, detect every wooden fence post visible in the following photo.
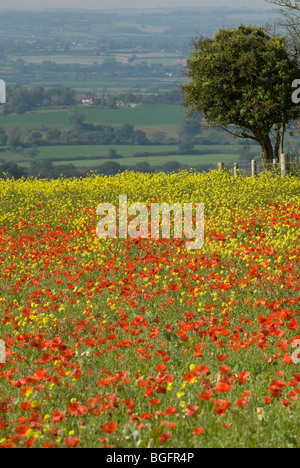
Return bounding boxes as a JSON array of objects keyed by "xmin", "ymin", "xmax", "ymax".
[
  {"xmin": 233, "ymin": 163, "xmax": 238, "ymax": 178},
  {"xmin": 280, "ymin": 153, "xmax": 289, "ymax": 178},
  {"xmin": 251, "ymin": 160, "xmax": 257, "ymax": 178},
  {"xmin": 218, "ymin": 162, "xmax": 224, "ymax": 172}
]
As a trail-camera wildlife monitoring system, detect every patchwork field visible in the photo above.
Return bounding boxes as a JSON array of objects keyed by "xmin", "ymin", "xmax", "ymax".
[
  {"xmin": 0, "ymin": 105, "xmax": 186, "ymax": 129},
  {"xmin": 0, "ymin": 105, "xmax": 261, "ymax": 170}
]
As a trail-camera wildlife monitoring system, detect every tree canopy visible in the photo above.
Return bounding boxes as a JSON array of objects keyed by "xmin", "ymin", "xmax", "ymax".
[
  {"xmin": 267, "ymin": 1, "xmax": 300, "ymax": 52},
  {"xmin": 182, "ymin": 24, "xmax": 300, "ymax": 165}
]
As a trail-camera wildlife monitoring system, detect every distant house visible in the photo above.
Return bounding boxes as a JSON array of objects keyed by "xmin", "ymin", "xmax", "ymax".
[
  {"xmin": 116, "ymin": 101, "xmax": 138, "ymax": 108},
  {"xmin": 74, "ymin": 92, "xmax": 93, "ymax": 104}
]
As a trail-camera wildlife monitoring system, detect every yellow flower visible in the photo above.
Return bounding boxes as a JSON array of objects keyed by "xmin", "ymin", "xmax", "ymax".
[{"xmin": 25, "ymin": 389, "xmax": 33, "ymax": 398}]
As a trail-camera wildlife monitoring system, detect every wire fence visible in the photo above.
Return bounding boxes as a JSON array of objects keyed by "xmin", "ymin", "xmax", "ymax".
[{"xmin": 218, "ymin": 154, "xmax": 300, "ymax": 178}]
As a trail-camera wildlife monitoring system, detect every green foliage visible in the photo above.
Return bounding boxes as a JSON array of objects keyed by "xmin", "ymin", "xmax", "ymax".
[
  {"xmin": 177, "ymin": 116, "xmax": 202, "ymax": 153},
  {"xmin": 182, "ymin": 25, "xmax": 300, "ymax": 165},
  {"xmin": 0, "ymin": 162, "xmax": 27, "ymax": 179},
  {"xmin": 4, "ymin": 86, "xmax": 76, "ymax": 115}
]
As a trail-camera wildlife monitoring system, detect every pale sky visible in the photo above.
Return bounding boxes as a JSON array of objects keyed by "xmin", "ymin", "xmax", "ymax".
[{"xmin": 0, "ymin": 0, "xmax": 272, "ymax": 9}]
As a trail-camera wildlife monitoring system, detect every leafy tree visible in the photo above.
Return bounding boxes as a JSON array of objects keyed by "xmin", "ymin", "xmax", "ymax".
[
  {"xmin": 152, "ymin": 132, "xmax": 167, "ymax": 144},
  {"xmin": 177, "ymin": 115, "xmax": 202, "ymax": 153},
  {"xmin": 68, "ymin": 110, "xmax": 85, "ymax": 127},
  {"xmin": 8, "ymin": 87, "xmax": 30, "ymax": 112},
  {"xmin": 135, "ymin": 161, "xmax": 152, "ymax": 173},
  {"xmin": 266, "ymin": 1, "xmax": 300, "ymax": 51},
  {"xmin": 28, "ymin": 87, "xmax": 46, "ymax": 107},
  {"xmin": 182, "ymin": 25, "xmax": 300, "ymax": 165},
  {"xmin": 99, "ymin": 161, "xmax": 121, "ymax": 175},
  {"xmin": 7, "ymin": 129, "xmax": 22, "ymax": 151},
  {"xmin": 15, "ymin": 103, "xmax": 31, "ymax": 115},
  {"xmin": 47, "ymin": 87, "xmax": 75, "ymax": 106},
  {"xmin": 0, "ymin": 162, "xmax": 27, "ymax": 179},
  {"xmin": 47, "ymin": 128, "xmax": 61, "ymax": 142},
  {"xmin": 163, "ymin": 161, "xmax": 181, "ymax": 172},
  {"xmin": 30, "ymin": 159, "xmax": 56, "ymax": 179},
  {"xmin": 178, "ymin": 136, "xmax": 195, "ymax": 154},
  {"xmin": 24, "ymin": 129, "xmax": 43, "ymax": 145},
  {"xmin": 108, "ymin": 149, "xmax": 121, "ymax": 159}
]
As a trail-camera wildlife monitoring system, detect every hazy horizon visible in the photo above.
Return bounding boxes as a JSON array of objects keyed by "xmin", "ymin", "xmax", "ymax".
[{"xmin": 0, "ymin": 0, "xmax": 272, "ymax": 10}]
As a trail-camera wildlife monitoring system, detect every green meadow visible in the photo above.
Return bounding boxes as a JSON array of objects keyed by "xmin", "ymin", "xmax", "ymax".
[
  {"xmin": 0, "ymin": 104, "xmax": 260, "ymax": 170},
  {"xmin": 0, "ymin": 105, "xmax": 185, "ymax": 129}
]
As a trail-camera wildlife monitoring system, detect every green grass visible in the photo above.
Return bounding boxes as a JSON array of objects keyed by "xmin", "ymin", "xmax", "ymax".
[
  {"xmin": 37, "ymin": 145, "xmax": 179, "ymax": 159},
  {"xmin": 2, "ymin": 145, "xmax": 260, "ymax": 170},
  {"xmin": 0, "ymin": 110, "xmax": 70, "ymax": 129},
  {"xmin": 50, "ymin": 153, "xmax": 237, "ymax": 168},
  {"xmin": 0, "ymin": 105, "xmax": 261, "ymax": 170},
  {"xmin": 15, "ymin": 153, "xmax": 238, "ymax": 170},
  {"xmin": 0, "ymin": 105, "xmax": 185, "ymax": 129},
  {"xmin": 81, "ymin": 105, "xmax": 185, "ymax": 126}
]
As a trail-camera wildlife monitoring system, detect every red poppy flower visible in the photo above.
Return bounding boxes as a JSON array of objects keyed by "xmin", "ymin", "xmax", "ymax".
[
  {"xmin": 20, "ymin": 402, "xmax": 31, "ymax": 412},
  {"xmin": 186, "ymin": 405, "xmax": 199, "ymax": 417},
  {"xmin": 236, "ymin": 399, "xmax": 248, "ymax": 408},
  {"xmin": 238, "ymin": 372, "xmax": 251, "ymax": 384},
  {"xmin": 219, "ymin": 365, "xmax": 231, "ymax": 375},
  {"xmin": 64, "ymin": 437, "xmax": 80, "ymax": 448},
  {"xmin": 158, "ymin": 432, "xmax": 172, "ymax": 443},
  {"xmin": 198, "ymin": 392, "xmax": 214, "ymax": 401},
  {"xmin": 140, "ymin": 413, "xmax": 152, "ymax": 420},
  {"xmin": 102, "ymin": 422, "xmax": 118, "ymax": 434},
  {"xmin": 148, "ymin": 399, "xmax": 160, "ymax": 406},
  {"xmin": 24, "ymin": 438, "xmax": 36, "ymax": 448},
  {"xmin": 162, "ymin": 406, "xmax": 178, "ymax": 415},
  {"xmin": 43, "ymin": 442, "xmax": 57, "ymax": 448},
  {"xmin": 52, "ymin": 410, "xmax": 66, "ymax": 423},
  {"xmin": 15, "ymin": 425, "xmax": 29, "ymax": 437},
  {"xmin": 193, "ymin": 427, "xmax": 204, "ymax": 436},
  {"xmin": 264, "ymin": 397, "xmax": 272, "ymax": 405},
  {"xmin": 217, "ymin": 355, "xmax": 228, "ymax": 362},
  {"xmin": 215, "ymin": 382, "xmax": 233, "ymax": 393},
  {"xmin": 221, "ymin": 423, "xmax": 231, "ymax": 430}
]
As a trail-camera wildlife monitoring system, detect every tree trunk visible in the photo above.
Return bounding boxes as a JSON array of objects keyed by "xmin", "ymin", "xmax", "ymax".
[
  {"xmin": 260, "ymin": 135, "xmax": 274, "ymax": 168},
  {"xmin": 274, "ymin": 123, "xmax": 285, "ymax": 163}
]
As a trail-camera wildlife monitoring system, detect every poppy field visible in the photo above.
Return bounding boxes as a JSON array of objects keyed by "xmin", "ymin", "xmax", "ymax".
[{"xmin": 0, "ymin": 170, "xmax": 300, "ymax": 448}]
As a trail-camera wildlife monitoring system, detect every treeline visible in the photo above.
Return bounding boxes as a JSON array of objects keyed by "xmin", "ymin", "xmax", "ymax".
[
  {"xmin": 96, "ymin": 90, "xmax": 183, "ymax": 108},
  {"xmin": 0, "ymin": 160, "xmax": 215, "ymax": 180},
  {"xmin": 2, "ymin": 85, "xmax": 182, "ymax": 115},
  {"xmin": 11, "ymin": 59, "xmax": 180, "ymax": 88},
  {"xmin": 3, "ymin": 86, "xmax": 76, "ymax": 115},
  {"xmin": 1, "ymin": 113, "xmax": 150, "ymax": 151}
]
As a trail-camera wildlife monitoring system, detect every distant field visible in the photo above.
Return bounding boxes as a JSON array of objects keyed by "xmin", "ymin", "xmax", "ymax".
[
  {"xmin": 32, "ymin": 144, "xmax": 253, "ymax": 160},
  {"xmin": 0, "ymin": 110, "xmax": 70, "ymax": 129},
  {"xmin": 0, "ymin": 105, "xmax": 185, "ymax": 129},
  {"xmin": 53, "ymin": 153, "xmax": 239, "ymax": 168},
  {"xmin": 19, "ymin": 145, "xmax": 179, "ymax": 160},
  {"xmin": 0, "ymin": 104, "xmax": 262, "ymax": 171},
  {"xmin": 1, "ymin": 7, "xmax": 279, "ymax": 97},
  {"xmin": 13, "ymin": 52, "xmax": 184, "ymax": 67},
  {"xmin": 14, "ymin": 153, "xmax": 240, "ymax": 170},
  {"xmin": 2, "ymin": 143, "xmax": 259, "ymax": 166},
  {"xmin": 81, "ymin": 105, "xmax": 185, "ymax": 126}
]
